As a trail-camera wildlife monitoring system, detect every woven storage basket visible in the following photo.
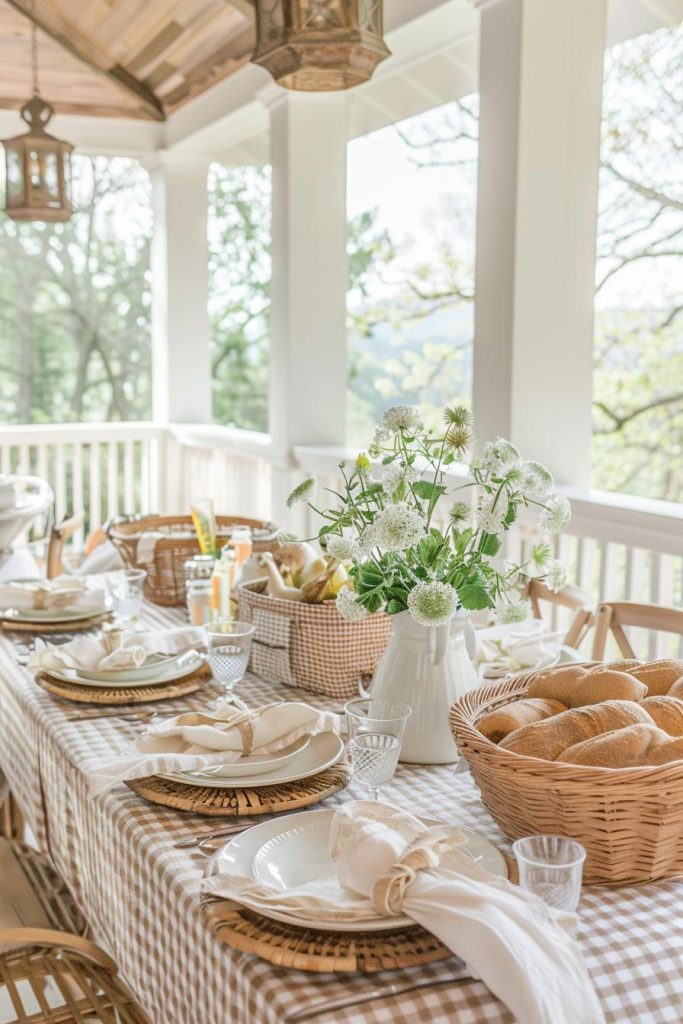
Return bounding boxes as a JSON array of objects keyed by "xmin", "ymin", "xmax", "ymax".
[
  {"xmin": 237, "ymin": 578, "xmax": 391, "ymax": 700},
  {"xmin": 107, "ymin": 514, "xmax": 278, "ymax": 606},
  {"xmin": 449, "ymin": 670, "xmax": 683, "ymax": 884}
]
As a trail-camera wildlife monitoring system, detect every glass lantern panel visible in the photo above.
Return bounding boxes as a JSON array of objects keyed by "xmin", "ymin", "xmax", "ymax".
[{"xmin": 5, "ymin": 148, "xmax": 23, "ymax": 202}]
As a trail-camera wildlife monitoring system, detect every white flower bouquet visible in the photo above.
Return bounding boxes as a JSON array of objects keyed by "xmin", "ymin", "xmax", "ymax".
[{"xmin": 287, "ymin": 404, "xmax": 571, "ymax": 627}]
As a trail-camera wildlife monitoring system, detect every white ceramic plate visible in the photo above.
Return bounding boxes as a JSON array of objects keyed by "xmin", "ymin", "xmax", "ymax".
[
  {"xmin": 194, "ymin": 735, "xmax": 312, "ymax": 780},
  {"xmin": 77, "ymin": 652, "xmax": 184, "ymax": 683},
  {"xmin": 207, "ymin": 809, "xmax": 507, "ymax": 933},
  {"xmin": 163, "ymin": 731, "xmax": 344, "ymax": 789},
  {"xmin": 0, "ymin": 601, "xmax": 111, "ymax": 623},
  {"xmin": 43, "ymin": 651, "xmax": 204, "ymax": 689}
]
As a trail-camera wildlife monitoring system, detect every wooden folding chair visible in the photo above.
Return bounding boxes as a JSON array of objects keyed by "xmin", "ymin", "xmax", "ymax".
[
  {"xmin": 0, "ymin": 839, "xmax": 149, "ymax": 1023},
  {"xmin": 46, "ymin": 511, "xmax": 85, "ymax": 579},
  {"xmin": 591, "ymin": 601, "xmax": 683, "ymax": 661},
  {"xmin": 522, "ymin": 578, "xmax": 593, "ymax": 649}
]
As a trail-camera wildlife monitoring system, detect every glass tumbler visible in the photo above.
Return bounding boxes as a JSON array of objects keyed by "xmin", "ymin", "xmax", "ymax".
[
  {"xmin": 108, "ymin": 568, "xmax": 146, "ymax": 621},
  {"xmin": 345, "ymin": 699, "xmax": 411, "ymax": 800},
  {"xmin": 512, "ymin": 835, "xmax": 586, "ymax": 912}
]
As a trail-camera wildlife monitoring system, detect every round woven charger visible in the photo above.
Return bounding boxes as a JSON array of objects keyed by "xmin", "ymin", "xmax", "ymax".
[
  {"xmin": 202, "ymin": 898, "xmax": 450, "ymax": 973},
  {"xmin": 34, "ymin": 667, "xmax": 207, "ymax": 705},
  {"xmin": 126, "ymin": 763, "xmax": 351, "ymax": 816},
  {"xmin": 1, "ymin": 612, "xmax": 112, "ymax": 633}
]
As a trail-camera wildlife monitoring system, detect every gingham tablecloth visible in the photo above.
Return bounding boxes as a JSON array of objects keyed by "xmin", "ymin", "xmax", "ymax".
[{"xmin": 0, "ymin": 602, "xmax": 682, "ymax": 1024}]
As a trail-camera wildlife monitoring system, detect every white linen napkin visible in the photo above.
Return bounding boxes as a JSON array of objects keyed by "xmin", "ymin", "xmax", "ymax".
[
  {"xmin": 28, "ymin": 625, "xmax": 206, "ymax": 674},
  {"xmin": 475, "ymin": 620, "xmax": 583, "ymax": 678},
  {"xmin": 82, "ymin": 700, "xmax": 340, "ymax": 796},
  {"xmin": 0, "ymin": 575, "xmax": 106, "ymax": 614},
  {"xmin": 202, "ymin": 801, "xmax": 604, "ymax": 1024}
]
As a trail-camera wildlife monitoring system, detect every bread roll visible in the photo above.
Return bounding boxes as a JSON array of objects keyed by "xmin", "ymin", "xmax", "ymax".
[
  {"xmin": 629, "ymin": 659, "xmax": 683, "ymax": 697},
  {"xmin": 668, "ymin": 678, "xmax": 683, "ymax": 700},
  {"xmin": 477, "ymin": 698, "xmax": 567, "ymax": 744},
  {"xmin": 561, "ymin": 723, "xmax": 683, "ymax": 768},
  {"xmin": 640, "ymin": 696, "xmax": 683, "ymax": 736},
  {"xmin": 499, "ymin": 700, "xmax": 653, "ymax": 761},
  {"xmin": 604, "ymin": 659, "xmax": 642, "ymax": 671},
  {"xmin": 527, "ymin": 666, "xmax": 646, "ymax": 707}
]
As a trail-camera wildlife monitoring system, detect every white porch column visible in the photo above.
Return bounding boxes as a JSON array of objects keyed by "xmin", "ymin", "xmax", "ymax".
[
  {"xmin": 261, "ymin": 86, "xmax": 349, "ymax": 523},
  {"xmin": 472, "ymin": 0, "xmax": 607, "ymax": 486},
  {"xmin": 149, "ymin": 153, "xmax": 211, "ymax": 425}
]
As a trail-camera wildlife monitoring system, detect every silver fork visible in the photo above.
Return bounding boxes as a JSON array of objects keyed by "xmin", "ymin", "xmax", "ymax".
[{"xmin": 283, "ymin": 973, "xmax": 475, "ymax": 1022}]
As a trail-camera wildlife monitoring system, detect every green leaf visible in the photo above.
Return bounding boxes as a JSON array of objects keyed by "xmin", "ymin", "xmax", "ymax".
[
  {"xmin": 458, "ymin": 583, "xmax": 494, "ymax": 610},
  {"xmin": 386, "ymin": 598, "xmax": 406, "ymax": 615},
  {"xmin": 481, "ymin": 534, "xmax": 501, "ymax": 556},
  {"xmin": 412, "ymin": 480, "xmax": 446, "ymax": 501}
]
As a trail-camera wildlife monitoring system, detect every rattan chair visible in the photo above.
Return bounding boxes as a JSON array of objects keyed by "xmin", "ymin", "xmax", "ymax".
[
  {"xmin": 522, "ymin": 578, "xmax": 593, "ymax": 649},
  {"xmin": 0, "ymin": 839, "xmax": 149, "ymax": 1023},
  {"xmin": 591, "ymin": 601, "xmax": 683, "ymax": 661},
  {"xmin": 46, "ymin": 511, "xmax": 85, "ymax": 580}
]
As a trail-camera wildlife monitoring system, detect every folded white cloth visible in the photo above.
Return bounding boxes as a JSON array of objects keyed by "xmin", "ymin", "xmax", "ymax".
[
  {"xmin": 28, "ymin": 625, "xmax": 206, "ymax": 674},
  {"xmin": 475, "ymin": 620, "xmax": 583, "ymax": 678},
  {"xmin": 0, "ymin": 575, "xmax": 106, "ymax": 614},
  {"xmin": 202, "ymin": 801, "xmax": 604, "ymax": 1024},
  {"xmin": 83, "ymin": 700, "xmax": 340, "ymax": 796}
]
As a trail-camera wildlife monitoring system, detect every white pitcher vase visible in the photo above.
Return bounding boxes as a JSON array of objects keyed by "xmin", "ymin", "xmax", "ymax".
[{"xmin": 365, "ymin": 609, "xmax": 479, "ymax": 764}]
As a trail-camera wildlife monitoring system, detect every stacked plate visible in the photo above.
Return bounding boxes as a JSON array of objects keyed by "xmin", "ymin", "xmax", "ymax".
[
  {"xmin": 45, "ymin": 650, "xmax": 204, "ymax": 689},
  {"xmin": 0, "ymin": 600, "xmax": 112, "ymax": 627},
  {"xmin": 162, "ymin": 731, "xmax": 345, "ymax": 789},
  {"xmin": 205, "ymin": 808, "xmax": 508, "ymax": 933}
]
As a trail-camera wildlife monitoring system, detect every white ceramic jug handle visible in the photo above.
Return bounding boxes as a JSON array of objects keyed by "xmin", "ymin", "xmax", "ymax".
[
  {"xmin": 464, "ymin": 619, "xmax": 478, "ymax": 661},
  {"xmin": 429, "ymin": 623, "xmax": 448, "ymax": 666}
]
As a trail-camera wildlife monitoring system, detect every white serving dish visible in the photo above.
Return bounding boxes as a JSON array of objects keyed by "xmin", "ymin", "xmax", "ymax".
[{"xmin": 44, "ymin": 651, "xmax": 204, "ymax": 689}]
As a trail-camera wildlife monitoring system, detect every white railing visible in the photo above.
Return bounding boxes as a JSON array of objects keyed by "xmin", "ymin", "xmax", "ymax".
[{"xmin": 1, "ymin": 422, "xmax": 682, "ymax": 658}]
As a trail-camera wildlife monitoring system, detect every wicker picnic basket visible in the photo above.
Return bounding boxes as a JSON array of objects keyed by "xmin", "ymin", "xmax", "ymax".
[
  {"xmin": 449, "ymin": 669, "xmax": 683, "ymax": 884},
  {"xmin": 237, "ymin": 578, "xmax": 392, "ymax": 700},
  {"xmin": 107, "ymin": 514, "xmax": 278, "ymax": 606}
]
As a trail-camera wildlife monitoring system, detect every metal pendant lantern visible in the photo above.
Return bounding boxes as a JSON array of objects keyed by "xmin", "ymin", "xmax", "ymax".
[
  {"xmin": 252, "ymin": 0, "xmax": 390, "ymax": 92},
  {"xmin": 3, "ymin": 21, "xmax": 73, "ymax": 223}
]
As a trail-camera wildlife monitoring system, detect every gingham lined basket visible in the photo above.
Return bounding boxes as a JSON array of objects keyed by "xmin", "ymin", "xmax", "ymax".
[
  {"xmin": 237, "ymin": 579, "xmax": 391, "ymax": 700},
  {"xmin": 449, "ymin": 671, "xmax": 683, "ymax": 884}
]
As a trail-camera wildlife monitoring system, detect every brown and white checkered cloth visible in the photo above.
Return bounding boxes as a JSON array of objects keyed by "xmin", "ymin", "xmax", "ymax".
[{"xmin": 0, "ymin": 601, "xmax": 682, "ymax": 1024}]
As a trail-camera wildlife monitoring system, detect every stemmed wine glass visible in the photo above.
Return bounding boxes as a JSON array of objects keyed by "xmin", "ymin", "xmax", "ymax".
[
  {"xmin": 345, "ymin": 698, "xmax": 411, "ymax": 800},
  {"xmin": 204, "ymin": 619, "xmax": 255, "ymax": 700}
]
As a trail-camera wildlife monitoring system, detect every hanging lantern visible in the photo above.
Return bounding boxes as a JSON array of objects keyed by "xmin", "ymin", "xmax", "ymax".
[
  {"xmin": 3, "ymin": 21, "xmax": 73, "ymax": 223},
  {"xmin": 252, "ymin": 0, "xmax": 390, "ymax": 92}
]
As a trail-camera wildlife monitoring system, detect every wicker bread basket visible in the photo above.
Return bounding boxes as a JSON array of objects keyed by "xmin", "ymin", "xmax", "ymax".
[
  {"xmin": 237, "ymin": 578, "xmax": 391, "ymax": 700},
  {"xmin": 449, "ymin": 670, "xmax": 683, "ymax": 884},
  {"xmin": 107, "ymin": 514, "xmax": 278, "ymax": 606}
]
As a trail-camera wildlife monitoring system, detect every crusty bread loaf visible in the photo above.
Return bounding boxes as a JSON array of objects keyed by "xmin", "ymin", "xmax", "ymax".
[
  {"xmin": 668, "ymin": 678, "xmax": 683, "ymax": 700},
  {"xmin": 561, "ymin": 723, "xmax": 683, "ymax": 768},
  {"xmin": 477, "ymin": 698, "xmax": 567, "ymax": 744},
  {"xmin": 604, "ymin": 659, "xmax": 642, "ymax": 672},
  {"xmin": 527, "ymin": 665, "xmax": 646, "ymax": 707},
  {"xmin": 640, "ymin": 696, "xmax": 683, "ymax": 736},
  {"xmin": 629, "ymin": 659, "xmax": 683, "ymax": 697},
  {"xmin": 498, "ymin": 700, "xmax": 653, "ymax": 761}
]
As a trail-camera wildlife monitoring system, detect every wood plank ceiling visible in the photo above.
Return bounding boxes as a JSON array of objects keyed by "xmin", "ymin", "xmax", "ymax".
[{"xmin": 0, "ymin": 0, "xmax": 256, "ymax": 120}]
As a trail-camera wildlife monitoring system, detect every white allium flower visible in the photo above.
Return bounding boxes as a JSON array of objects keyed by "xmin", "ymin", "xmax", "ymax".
[
  {"xmin": 275, "ymin": 529, "xmax": 298, "ymax": 545},
  {"xmin": 381, "ymin": 461, "xmax": 419, "ymax": 499},
  {"xmin": 408, "ymin": 581, "xmax": 459, "ymax": 627},
  {"xmin": 474, "ymin": 438, "xmax": 522, "ymax": 477},
  {"xmin": 325, "ymin": 534, "xmax": 361, "ymax": 562},
  {"xmin": 496, "ymin": 597, "xmax": 531, "ymax": 624},
  {"xmin": 520, "ymin": 460, "xmax": 554, "ymax": 500},
  {"xmin": 474, "ymin": 495, "xmax": 508, "ymax": 535},
  {"xmin": 546, "ymin": 559, "xmax": 568, "ymax": 594},
  {"xmin": 336, "ymin": 588, "xmax": 368, "ymax": 622},
  {"xmin": 530, "ymin": 541, "xmax": 551, "ymax": 573},
  {"xmin": 380, "ymin": 405, "xmax": 423, "ymax": 436},
  {"xmin": 539, "ymin": 494, "xmax": 571, "ymax": 534},
  {"xmin": 448, "ymin": 501, "xmax": 471, "ymax": 528},
  {"xmin": 358, "ymin": 526, "xmax": 377, "ymax": 555},
  {"xmin": 286, "ymin": 475, "xmax": 316, "ymax": 509},
  {"xmin": 372, "ymin": 502, "xmax": 425, "ymax": 552}
]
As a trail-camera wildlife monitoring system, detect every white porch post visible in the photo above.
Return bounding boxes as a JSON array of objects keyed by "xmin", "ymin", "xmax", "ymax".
[
  {"xmin": 148, "ymin": 153, "xmax": 211, "ymax": 511},
  {"xmin": 261, "ymin": 87, "xmax": 349, "ymax": 526},
  {"xmin": 472, "ymin": 0, "xmax": 607, "ymax": 486}
]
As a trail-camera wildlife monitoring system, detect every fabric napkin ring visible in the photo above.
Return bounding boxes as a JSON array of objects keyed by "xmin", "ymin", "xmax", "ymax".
[{"xmin": 371, "ymin": 829, "xmax": 466, "ymax": 917}]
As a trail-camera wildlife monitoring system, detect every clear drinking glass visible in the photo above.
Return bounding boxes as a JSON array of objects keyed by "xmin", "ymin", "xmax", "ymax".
[
  {"xmin": 205, "ymin": 619, "xmax": 255, "ymax": 695},
  {"xmin": 512, "ymin": 835, "xmax": 586, "ymax": 912},
  {"xmin": 345, "ymin": 699, "xmax": 411, "ymax": 800},
  {"xmin": 108, "ymin": 568, "xmax": 146, "ymax": 621}
]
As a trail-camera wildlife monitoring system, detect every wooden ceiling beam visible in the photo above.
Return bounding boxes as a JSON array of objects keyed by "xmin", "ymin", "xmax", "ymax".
[{"xmin": 2, "ymin": 0, "xmax": 166, "ymax": 120}]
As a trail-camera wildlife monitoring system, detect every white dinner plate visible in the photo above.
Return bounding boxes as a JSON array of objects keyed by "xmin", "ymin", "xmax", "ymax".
[
  {"xmin": 76, "ymin": 652, "xmax": 185, "ymax": 683},
  {"xmin": 0, "ymin": 601, "xmax": 111, "ymax": 624},
  {"xmin": 162, "ymin": 731, "xmax": 344, "ymax": 789},
  {"xmin": 207, "ymin": 808, "xmax": 507, "ymax": 933},
  {"xmin": 42, "ymin": 651, "xmax": 204, "ymax": 689}
]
